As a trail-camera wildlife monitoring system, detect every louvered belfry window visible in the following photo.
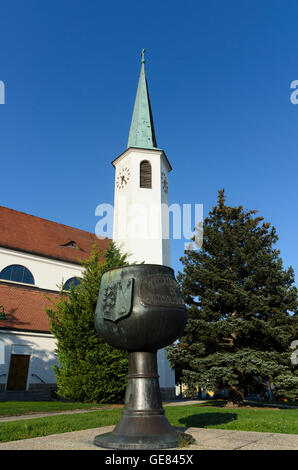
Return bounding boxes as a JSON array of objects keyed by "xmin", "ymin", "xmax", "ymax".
[{"xmin": 140, "ymin": 160, "xmax": 152, "ymax": 188}]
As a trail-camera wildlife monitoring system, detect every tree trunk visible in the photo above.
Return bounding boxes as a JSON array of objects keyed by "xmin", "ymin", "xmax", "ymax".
[
  {"xmin": 268, "ymin": 376, "xmax": 275, "ymax": 401},
  {"xmin": 226, "ymin": 386, "xmax": 244, "ymax": 407}
]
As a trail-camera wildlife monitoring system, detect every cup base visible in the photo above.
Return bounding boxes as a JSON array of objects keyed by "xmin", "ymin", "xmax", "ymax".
[{"xmin": 94, "ymin": 429, "xmax": 178, "ymax": 450}]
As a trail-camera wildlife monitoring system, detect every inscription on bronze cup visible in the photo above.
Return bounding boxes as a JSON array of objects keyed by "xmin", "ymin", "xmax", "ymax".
[{"xmin": 140, "ymin": 274, "xmax": 185, "ymax": 307}]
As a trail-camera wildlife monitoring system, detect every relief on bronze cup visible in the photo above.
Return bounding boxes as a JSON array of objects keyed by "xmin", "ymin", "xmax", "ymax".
[{"xmin": 101, "ymin": 278, "xmax": 134, "ymax": 322}]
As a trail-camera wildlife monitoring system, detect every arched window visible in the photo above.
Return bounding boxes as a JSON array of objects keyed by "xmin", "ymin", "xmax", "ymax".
[
  {"xmin": 0, "ymin": 265, "xmax": 35, "ymax": 285},
  {"xmin": 140, "ymin": 160, "xmax": 152, "ymax": 188},
  {"xmin": 63, "ymin": 277, "xmax": 82, "ymax": 290}
]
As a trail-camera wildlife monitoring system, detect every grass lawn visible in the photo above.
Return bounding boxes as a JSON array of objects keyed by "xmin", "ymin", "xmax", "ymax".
[
  {"xmin": 0, "ymin": 401, "xmax": 119, "ymax": 417},
  {"xmin": 0, "ymin": 408, "xmax": 122, "ymax": 443},
  {"xmin": 165, "ymin": 404, "xmax": 298, "ymax": 435},
  {"xmin": 0, "ymin": 401, "xmax": 297, "ymax": 443}
]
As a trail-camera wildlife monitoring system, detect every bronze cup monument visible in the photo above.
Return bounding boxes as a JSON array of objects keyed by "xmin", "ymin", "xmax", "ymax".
[{"xmin": 93, "ymin": 264, "xmax": 187, "ymax": 449}]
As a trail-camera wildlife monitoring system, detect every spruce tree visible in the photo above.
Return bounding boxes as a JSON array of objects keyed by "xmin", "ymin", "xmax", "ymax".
[
  {"xmin": 167, "ymin": 190, "xmax": 298, "ymax": 405},
  {"xmin": 46, "ymin": 242, "xmax": 129, "ymax": 403}
]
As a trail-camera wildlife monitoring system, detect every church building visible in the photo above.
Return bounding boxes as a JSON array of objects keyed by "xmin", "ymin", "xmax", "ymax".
[
  {"xmin": 0, "ymin": 206, "xmax": 109, "ymax": 399},
  {"xmin": 0, "ymin": 51, "xmax": 177, "ymax": 400}
]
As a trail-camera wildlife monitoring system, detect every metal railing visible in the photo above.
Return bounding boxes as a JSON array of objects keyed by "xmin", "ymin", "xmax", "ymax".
[{"xmin": 31, "ymin": 373, "xmax": 46, "ymax": 384}]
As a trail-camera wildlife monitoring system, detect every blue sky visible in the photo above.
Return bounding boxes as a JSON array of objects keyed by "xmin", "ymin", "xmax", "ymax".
[{"xmin": 0, "ymin": 0, "xmax": 298, "ymax": 281}]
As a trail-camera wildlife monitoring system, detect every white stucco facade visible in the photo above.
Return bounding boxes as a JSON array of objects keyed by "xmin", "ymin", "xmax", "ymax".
[
  {"xmin": 0, "ymin": 330, "xmax": 57, "ymax": 390},
  {"xmin": 0, "ymin": 247, "xmax": 83, "ymax": 292},
  {"xmin": 113, "ymin": 147, "xmax": 171, "ymax": 266}
]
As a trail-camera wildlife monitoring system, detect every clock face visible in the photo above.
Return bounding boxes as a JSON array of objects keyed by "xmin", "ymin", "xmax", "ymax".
[
  {"xmin": 161, "ymin": 171, "xmax": 168, "ymax": 193},
  {"xmin": 116, "ymin": 167, "xmax": 131, "ymax": 190}
]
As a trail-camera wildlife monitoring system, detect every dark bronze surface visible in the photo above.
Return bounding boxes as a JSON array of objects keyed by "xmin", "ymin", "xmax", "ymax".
[
  {"xmin": 95, "ymin": 264, "xmax": 186, "ymax": 351},
  {"xmin": 94, "ymin": 264, "xmax": 187, "ymax": 449}
]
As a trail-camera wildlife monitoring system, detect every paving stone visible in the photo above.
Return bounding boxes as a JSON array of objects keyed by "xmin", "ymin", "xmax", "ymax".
[{"xmin": 0, "ymin": 426, "xmax": 297, "ymax": 450}]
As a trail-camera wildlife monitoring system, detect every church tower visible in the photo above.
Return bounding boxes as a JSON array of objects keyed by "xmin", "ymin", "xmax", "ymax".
[
  {"xmin": 113, "ymin": 50, "xmax": 172, "ymax": 267},
  {"xmin": 112, "ymin": 50, "xmax": 175, "ymax": 397}
]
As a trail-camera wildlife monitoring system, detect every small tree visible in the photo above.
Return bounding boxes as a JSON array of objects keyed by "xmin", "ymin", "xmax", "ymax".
[
  {"xmin": 47, "ymin": 242, "xmax": 129, "ymax": 403},
  {"xmin": 167, "ymin": 190, "xmax": 298, "ymax": 406}
]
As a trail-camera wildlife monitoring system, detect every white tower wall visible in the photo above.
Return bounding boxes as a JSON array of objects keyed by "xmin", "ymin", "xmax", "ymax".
[{"xmin": 113, "ymin": 148, "xmax": 171, "ymax": 267}]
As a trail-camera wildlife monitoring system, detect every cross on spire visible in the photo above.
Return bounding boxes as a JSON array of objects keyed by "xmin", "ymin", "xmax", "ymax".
[{"xmin": 141, "ymin": 48, "xmax": 146, "ymax": 63}]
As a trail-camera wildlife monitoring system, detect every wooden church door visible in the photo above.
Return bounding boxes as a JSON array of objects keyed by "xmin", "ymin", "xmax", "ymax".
[{"xmin": 6, "ymin": 354, "xmax": 30, "ymax": 390}]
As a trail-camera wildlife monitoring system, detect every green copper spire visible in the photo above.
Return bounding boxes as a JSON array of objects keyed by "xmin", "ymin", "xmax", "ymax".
[{"xmin": 127, "ymin": 49, "xmax": 157, "ymax": 149}]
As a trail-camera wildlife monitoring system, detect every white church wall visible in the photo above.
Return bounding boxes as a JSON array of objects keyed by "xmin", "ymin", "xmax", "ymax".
[
  {"xmin": 160, "ymin": 155, "xmax": 171, "ymax": 267},
  {"xmin": 0, "ymin": 330, "xmax": 58, "ymax": 390},
  {"xmin": 0, "ymin": 247, "xmax": 84, "ymax": 291},
  {"xmin": 157, "ymin": 348, "xmax": 175, "ymax": 389}
]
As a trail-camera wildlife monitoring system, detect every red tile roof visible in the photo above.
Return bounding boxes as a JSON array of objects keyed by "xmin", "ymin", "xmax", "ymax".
[
  {"xmin": 0, "ymin": 206, "xmax": 111, "ymax": 264},
  {"xmin": 0, "ymin": 283, "xmax": 60, "ymax": 333}
]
